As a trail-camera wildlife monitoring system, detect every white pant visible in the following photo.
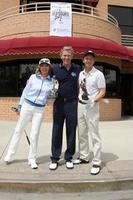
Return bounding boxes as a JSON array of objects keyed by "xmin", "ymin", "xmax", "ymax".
[
  {"xmin": 78, "ymin": 101, "xmax": 102, "ymax": 165},
  {"xmin": 5, "ymin": 102, "xmax": 44, "ymax": 162}
]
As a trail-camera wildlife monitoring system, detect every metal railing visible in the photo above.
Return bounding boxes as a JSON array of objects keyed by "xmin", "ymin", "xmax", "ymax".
[
  {"xmin": 122, "ymin": 35, "xmax": 133, "ymax": 47},
  {"xmin": 0, "ymin": 2, "xmax": 118, "ymax": 27}
]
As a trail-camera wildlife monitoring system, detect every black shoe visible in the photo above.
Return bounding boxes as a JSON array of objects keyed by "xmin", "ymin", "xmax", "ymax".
[
  {"xmin": 80, "ymin": 159, "xmax": 89, "ymax": 164},
  {"xmin": 73, "ymin": 158, "xmax": 89, "ymax": 164}
]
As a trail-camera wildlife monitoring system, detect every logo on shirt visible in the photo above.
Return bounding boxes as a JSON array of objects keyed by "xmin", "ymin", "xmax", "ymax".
[{"xmin": 71, "ymin": 72, "xmax": 76, "ymax": 77}]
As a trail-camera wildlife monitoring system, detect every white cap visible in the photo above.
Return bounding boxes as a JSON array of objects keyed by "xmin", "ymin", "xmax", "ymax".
[{"xmin": 39, "ymin": 58, "xmax": 51, "ymax": 65}]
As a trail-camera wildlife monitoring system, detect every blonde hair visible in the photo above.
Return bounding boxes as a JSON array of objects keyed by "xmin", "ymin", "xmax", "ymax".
[{"xmin": 60, "ymin": 46, "xmax": 74, "ymax": 56}]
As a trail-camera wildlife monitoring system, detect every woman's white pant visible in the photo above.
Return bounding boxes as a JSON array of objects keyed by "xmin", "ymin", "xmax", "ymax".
[
  {"xmin": 78, "ymin": 101, "xmax": 102, "ymax": 166},
  {"xmin": 5, "ymin": 102, "xmax": 44, "ymax": 162}
]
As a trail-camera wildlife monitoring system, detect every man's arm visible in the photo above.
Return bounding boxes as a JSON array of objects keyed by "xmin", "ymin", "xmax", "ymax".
[{"xmin": 94, "ymin": 88, "xmax": 106, "ymax": 102}]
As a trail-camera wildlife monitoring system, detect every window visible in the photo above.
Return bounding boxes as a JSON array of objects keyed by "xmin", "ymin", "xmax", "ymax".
[
  {"xmin": 0, "ymin": 64, "xmax": 18, "ymax": 96},
  {"xmin": 0, "ymin": 60, "xmax": 120, "ymax": 98},
  {"xmin": 94, "ymin": 64, "xmax": 103, "ymax": 72},
  {"xmin": 0, "ymin": 60, "xmax": 37, "ymax": 97},
  {"xmin": 108, "ymin": 5, "xmax": 133, "ymax": 35},
  {"xmin": 19, "ymin": 63, "xmax": 36, "ymax": 95},
  {"xmin": 95, "ymin": 62, "xmax": 120, "ymax": 98},
  {"xmin": 20, "ymin": 0, "xmax": 92, "ymax": 13},
  {"xmin": 0, "ymin": 58, "xmax": 81, "ymax": 97}
]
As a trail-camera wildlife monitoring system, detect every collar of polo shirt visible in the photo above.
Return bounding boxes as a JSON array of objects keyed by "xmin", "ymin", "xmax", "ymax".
[{"xmin": 83, "ymin": 66, "xmax": 95, "ymax": 76}]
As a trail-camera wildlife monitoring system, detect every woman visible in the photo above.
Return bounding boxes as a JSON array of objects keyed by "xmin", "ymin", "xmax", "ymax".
[{"xmin": 4, "ymin": 58, "xmax": 53, "ymax": 169}]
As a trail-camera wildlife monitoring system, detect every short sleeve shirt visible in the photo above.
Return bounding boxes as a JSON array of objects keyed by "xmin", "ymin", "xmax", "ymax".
[
  {"xmin": 78, "ymin": 67, "xmax": 106, "ymax": 99},
  {"xmin": 53, "ymin": 63, "xmax": 81, "ymax": 99}
]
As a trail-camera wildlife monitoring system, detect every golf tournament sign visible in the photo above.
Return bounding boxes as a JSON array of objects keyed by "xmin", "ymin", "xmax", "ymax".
[{"xmin": 50, "ymin": 3, "xmax": 72, "ymax": 36}]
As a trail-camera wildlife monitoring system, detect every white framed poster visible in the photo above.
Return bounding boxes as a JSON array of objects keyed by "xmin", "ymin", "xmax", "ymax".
[{"xmin": 50, "ymin": 3, "xmax": 72, "ymax": 36}]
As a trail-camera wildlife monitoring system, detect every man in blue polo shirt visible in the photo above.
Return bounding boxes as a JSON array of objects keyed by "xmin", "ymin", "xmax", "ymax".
[{"xmin": 49, "ymin": 46, "xmax": 81, "ymax": 170}]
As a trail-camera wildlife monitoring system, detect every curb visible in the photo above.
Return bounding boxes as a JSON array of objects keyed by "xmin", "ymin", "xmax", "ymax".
[{"xmin": 0, "ymin": 179, "xmax": 133, "ymax": 193}]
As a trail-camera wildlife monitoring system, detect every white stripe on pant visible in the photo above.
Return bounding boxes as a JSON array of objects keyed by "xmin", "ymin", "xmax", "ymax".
[
  {"xmin": 78, "ymin": 101, "xmax": 102, "ymax": 165},
  {"xmin": 5, "ymin": 102, "xmax": 44, "ymax": 162}
]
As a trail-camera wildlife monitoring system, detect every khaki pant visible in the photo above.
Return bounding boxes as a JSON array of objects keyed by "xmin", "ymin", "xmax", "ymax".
[{"xmin": 78, "ymin": 101, "xmax": 101, "ymax": 165}]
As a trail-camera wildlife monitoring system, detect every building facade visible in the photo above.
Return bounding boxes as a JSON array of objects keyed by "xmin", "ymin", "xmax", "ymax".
[{"xmin": 0, "ymin": 0, "xmax": 133, "ymax": 121}]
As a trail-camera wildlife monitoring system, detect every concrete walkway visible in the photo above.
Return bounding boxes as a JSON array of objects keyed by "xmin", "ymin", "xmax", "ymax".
[{"xmin": 0, "ymin": 117, "xmax": 133, "ymax": 192}]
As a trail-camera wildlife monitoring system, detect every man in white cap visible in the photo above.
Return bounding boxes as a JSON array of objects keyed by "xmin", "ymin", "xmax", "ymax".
[{"xmin": 76, "ymin": 50, "xmax": 106, "ymax": 175}]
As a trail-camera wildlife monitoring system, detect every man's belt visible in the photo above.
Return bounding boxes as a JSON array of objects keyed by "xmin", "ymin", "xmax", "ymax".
[
  {"xmin": 57, "ymin": 97, "xmax": 77, "ymax": 102},
  {"xmin": 78, "ymin": 99, "xmax": 87, "ymax": 104}
]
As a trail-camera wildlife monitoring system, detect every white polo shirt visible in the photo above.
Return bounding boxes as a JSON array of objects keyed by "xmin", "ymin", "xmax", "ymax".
[{"xmin": 78, "ymin": 67, "xmax": 106, "ymax": 100}]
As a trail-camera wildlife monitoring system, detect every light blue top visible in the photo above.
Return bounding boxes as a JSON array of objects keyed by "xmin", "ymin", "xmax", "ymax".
[{"xmin": 19, "ymin": 73, "xmax": 53, "ymax": 107}]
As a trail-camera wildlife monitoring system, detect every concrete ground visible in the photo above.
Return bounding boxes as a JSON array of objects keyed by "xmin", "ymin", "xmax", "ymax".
[
  {"xmin": 0, "ymin": 117, "xmax": 133, "ymax": 192},
  {"xmin": 1, "ymin": 190, "xmax": 133, "ymax": 200}
]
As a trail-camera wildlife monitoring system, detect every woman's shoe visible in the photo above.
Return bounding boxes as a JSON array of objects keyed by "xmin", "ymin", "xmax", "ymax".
[
  {"xmin": 4, "ymin": 156, "xmax": 12, "ymax": 164},
  {"xmin": 28, "ymin": 159, "xmax": 38, "ymax": 169}
]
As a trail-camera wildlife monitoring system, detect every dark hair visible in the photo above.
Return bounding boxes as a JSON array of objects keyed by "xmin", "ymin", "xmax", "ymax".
[
  {"xmin": 36, "ymin": 63, "xmax": 52, "ymax": 76},
  {"xmin": 83, "ymin": 50, "xmax": 95, "ymax": 58}
]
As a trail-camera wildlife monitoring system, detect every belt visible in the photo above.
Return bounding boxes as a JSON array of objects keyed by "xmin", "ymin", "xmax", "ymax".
[
  {"xmin": 57, "ymin": 97, "xmax": 77, "ymax": 102},
  {"xmin": 25, "ymin": 99, "xmax": 45, "ymax": 107},
  {"xmin": 78, "ymin": 100, "xmax": 87, "ymax": 104}
]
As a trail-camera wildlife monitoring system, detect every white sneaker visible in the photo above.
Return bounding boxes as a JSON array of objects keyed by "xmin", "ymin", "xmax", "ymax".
[
  {"xmin": 4, "ymin": 156, "xmax": 12, "ymax": 164},
  {"xmin": 91, "ymin": 165, "xmax": 101, "ymax": 175},
  {"xmin": 66, "ymin": 161, "xmax": 74, "ymax": 169},
  {"xmin": 49, "ymin": 162, "xmax": 58, "ymax": 170},
  {"xmin": 73, "ymin": 159, "xmax": 81, "ymax": 164},
  {"xmin": 28, "ymin": 159, "xmax": 38, "ymax": 169}
]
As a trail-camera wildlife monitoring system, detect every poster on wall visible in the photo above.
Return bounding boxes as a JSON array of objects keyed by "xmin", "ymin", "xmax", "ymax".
[{"xmin": 50, "ymin": 3, "xmax": 72, "ymax": 36}]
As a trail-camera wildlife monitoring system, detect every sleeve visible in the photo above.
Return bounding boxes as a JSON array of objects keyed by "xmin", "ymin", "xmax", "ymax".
[
  {"xmin": 18, "ymin": 75, "xmax": 33, "ymax": 107},
  {"xmin": 78, "ymin": 72, "xmax": 82, "ymax": 85},
  {"xmin": 97, "ymin": 72, "xmax": 106, "ymax": 89}
]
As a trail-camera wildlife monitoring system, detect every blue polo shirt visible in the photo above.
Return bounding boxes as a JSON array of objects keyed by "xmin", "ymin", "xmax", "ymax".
[{"xmin": 53, "ymin": 63, "xmax": 81, "ymax": 100}]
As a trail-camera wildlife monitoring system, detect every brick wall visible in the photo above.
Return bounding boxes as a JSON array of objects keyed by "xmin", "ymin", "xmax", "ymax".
[
  {"xmin": 0, "ymin": 11, "xmax": 121, "ymax": 43},
  {"xmin": 100, "ymin": 98, "xmax": 121, "ymax": 121},
  {"xmin": 97, "ymin": 0, "xmax": 108, "ymax": 13},
  {"xmin": 0, "ymin": 98, "xmax": 53, "ymax": 122},
  {"xmin": 0, "ymin": 97, "xmax": 121, "ymax": 121},
  {"xmin": 97, "ymin": 0, "xmax": 133, "ymax": 12},
  {"xmin": 73, "ymin": 13, "xmax": 121, "ymax": 43},
  {"xmin": 108, "ymin": 0, "xmax": 133, "ymax": 7},
  {"xmin": 0, "ymin": 0, "xmax": 18, "ymax": 12}
]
